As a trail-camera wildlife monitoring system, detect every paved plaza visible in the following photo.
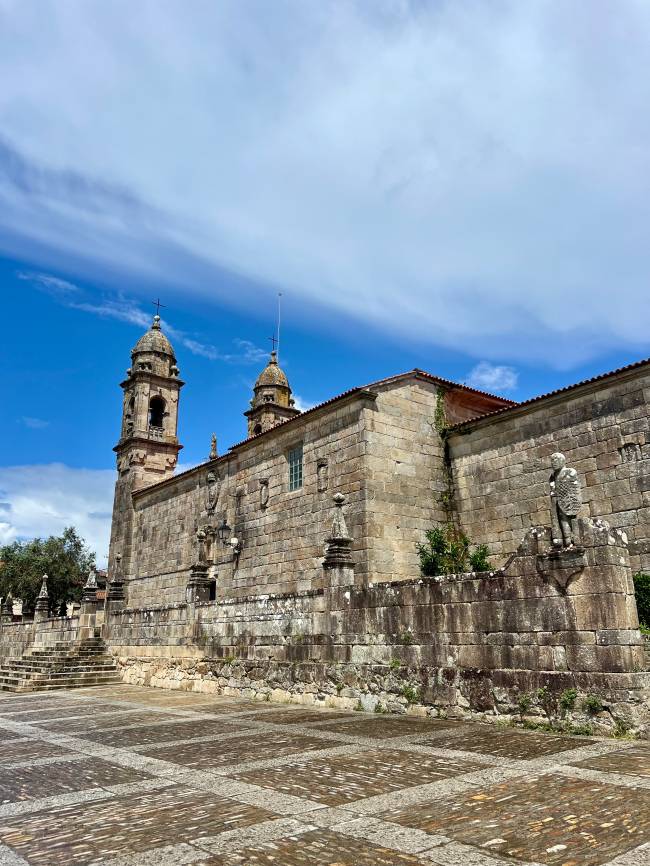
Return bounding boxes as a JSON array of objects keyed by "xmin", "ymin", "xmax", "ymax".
[{"xmin": 0, "ymin": 686, "xmax": 648, "ymax": 866}]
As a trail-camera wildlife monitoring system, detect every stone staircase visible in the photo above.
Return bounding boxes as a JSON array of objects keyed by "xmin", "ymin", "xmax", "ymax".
[{"xmin": 0, "ymin": 631, "xmax": 121, "ymax": 692}]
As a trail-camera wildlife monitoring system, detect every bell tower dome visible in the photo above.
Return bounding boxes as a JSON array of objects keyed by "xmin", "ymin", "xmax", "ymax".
[
  {"xmin": 245, "ymin": 351, "xmax": 300, "ymax": 437},
  {"xmin": 115, "ymin": 314, "xmax": 183, "ymax": 485}
]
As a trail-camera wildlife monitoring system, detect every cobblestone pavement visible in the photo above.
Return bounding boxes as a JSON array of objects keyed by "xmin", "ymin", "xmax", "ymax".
[{"xmin": 0, "ymin": 686, "xmax": 648, "ymax": 866}]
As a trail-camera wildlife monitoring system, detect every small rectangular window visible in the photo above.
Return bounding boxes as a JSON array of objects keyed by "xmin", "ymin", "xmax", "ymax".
[{"xmin": 288, "ymin": 444, "xmax": 303, "ymax": 491}]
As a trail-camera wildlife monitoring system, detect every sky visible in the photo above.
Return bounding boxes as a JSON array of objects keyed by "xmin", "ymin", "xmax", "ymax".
[{"xmin": 1, "ymin": 1, "xmax": 650, "ymax": 565}]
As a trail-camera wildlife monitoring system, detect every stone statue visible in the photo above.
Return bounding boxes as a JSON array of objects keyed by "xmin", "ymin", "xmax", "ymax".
[
  {"xmin": 206, "ymin": 470, "xmax": 219, "ymax": 513},
  {"xmin": 209, "ymin": 433, "xmax": 218, "ymax": 460},
  {"xmin": 550, "ymin": 452, "xmax": 582, "ymax": 548}
]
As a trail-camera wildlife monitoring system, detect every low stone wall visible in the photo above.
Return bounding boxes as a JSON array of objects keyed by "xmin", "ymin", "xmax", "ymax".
[
  {"xmin": 109, "ymin": 518, "xmax": 649, "ymax": 733},
  {"xmin": 0, "ymin": 615, "xmax": 82, "ymax": 659},
  {"xmin": 0, "ymin": 621, "xmax": 34, "ymax": 659}
]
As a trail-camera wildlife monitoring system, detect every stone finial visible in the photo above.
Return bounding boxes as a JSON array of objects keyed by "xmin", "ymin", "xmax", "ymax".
[
  {"xmin": 209, "ymin": 433, "xmax": 218, "ymax": 460},
  {"xmin": 81, "ymin": 569, "xmax": 98, "ymax": 606},
  {"xmin": 330, "ymin": 493, "xmax": 350, "ymax": 541},
  {"xmin": 324, "ymin": 494, "xmax": 354, "ymax": 574},
  {"xmin": 549, "ymin": 452, "xmax": 583, "ymax": 548},
  {"xmin": 1, "ymin": 592, "xmax": 13, "ymax": 623},
  {"xmin": 196, "ymin": 528, "xmax": 207, "ymax": 564},
  {"xmin": 34, "ymin": 575, "xmax": 50, "ymax": 621}
]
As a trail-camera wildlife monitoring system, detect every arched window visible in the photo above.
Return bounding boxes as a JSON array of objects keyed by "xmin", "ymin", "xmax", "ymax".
[
  {"xmin": 253, "ymin": 423, "xmax": 262, "ymax": 436},
  {"xmin": 149, "ymin": 396, "xmax": 165, "ymax": 428}
]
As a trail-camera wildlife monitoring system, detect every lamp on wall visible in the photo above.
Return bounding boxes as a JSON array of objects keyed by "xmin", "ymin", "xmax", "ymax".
[{"xmin": 217, "ymin": 518, "xmax": 231, "ymax": 545}]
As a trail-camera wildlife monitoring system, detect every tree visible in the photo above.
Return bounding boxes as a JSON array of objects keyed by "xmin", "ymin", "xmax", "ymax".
[{"xmin": 0, "ymin": 527, "xmax": 95, "ymax": 615}]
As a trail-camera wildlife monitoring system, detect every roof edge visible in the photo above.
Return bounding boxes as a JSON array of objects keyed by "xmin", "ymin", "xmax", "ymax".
[{"xmin": 449, "ymin": 356, "xmax": 650, "ymax": 433}]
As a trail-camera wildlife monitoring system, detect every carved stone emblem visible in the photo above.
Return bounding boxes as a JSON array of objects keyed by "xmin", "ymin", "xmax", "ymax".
[
  {"xmin": 550, "ymin": 452, "xmax": 582, "ymax": 548},
  {"xmin": 620, "ymin": 443, "xmax": 641, "ymax": 463},
  {"xmin": 317, "ymin": 459, "xmax": 329, "ymax": 493},
  {"xmin": 206, "ymin": 470, "xmax": 219, "ymax": 513}
]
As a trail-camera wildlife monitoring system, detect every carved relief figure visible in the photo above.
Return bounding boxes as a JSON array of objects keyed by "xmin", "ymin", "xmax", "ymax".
[
  {"xmin": 260, "ymin": 478, "xmax": 269, "ymax": 510},
  {"xmin": 317, "ymin": 459, "xmax": 329, "ymax": 493},
  {"xmin": 550, "ymin": 452, "xmax": 582, "ymax": 548},
  {"xmin": 206, "ymin": 470, "xmax": 219, "ymax": 513}
]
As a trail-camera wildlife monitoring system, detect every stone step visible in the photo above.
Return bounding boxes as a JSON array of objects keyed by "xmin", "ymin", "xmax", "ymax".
[{"xmin": 0, "ymin": 635, "xmax": 120, "ymax": 692}]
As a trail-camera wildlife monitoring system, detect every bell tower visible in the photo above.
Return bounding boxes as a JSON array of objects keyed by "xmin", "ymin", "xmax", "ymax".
[
  {"xmin": 108, "ymin": 314, "xmax": 183, "ymax": 585},
  {"xmin": 245, "ymin": 351, "xmax": 300, "ymax": 437}
]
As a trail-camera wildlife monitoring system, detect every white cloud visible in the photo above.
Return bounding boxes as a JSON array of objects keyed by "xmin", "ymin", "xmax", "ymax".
[
  {"xmin": 19, "ymin": 416, "xmax": 50, "ymax": 429},
  {"xmin": 0, "ymin": 464, "xmax": 115, "ymax": 567},
  {"xmin": 292, "ymin": 394, "xmax": 316, "ymax": 412},
  {"xmin": 466, "ymin": 361, "xmax": 518, "ymax": 394},
  {"xmin": 2, "ymin": 3, "xmax": 650, "ymax": 366},
  {"xmin": 17, "ymin": 271, "xmax": 79, "ymax": 295}
]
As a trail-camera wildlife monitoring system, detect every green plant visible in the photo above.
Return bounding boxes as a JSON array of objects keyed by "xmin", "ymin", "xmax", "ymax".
[
  {"xmin": 633, "ymin": 572, "xmax": 650, "ymax": 628},
  {"xmin": 354, "ymin": 700, "xmax": 364, "ymax": 712},
  {"xmin": 469, "ymin": 544, "xmax": 491, "ymax": 572},
  {"xmin": 374, "ymin": 702, "xmax": 387, "ymax": 713},
  {"xmin": 581, "ymin": 695, "xmax": 604, "ymax": 716},
  {"xmin": 389, "ymin": 658, "xmax": 401, "ymax": 671},
  {"xmin": 398, "ymin": 630, "xmax": 414, "ymax": 646},
  {"xmin": 434, "ymin": 391, "xmax": 447, "ymax": 435},
  {"xmin": 559, "ymin": 688, "xmax": 578, "ymax": 713},
  {"xmin": 335, "ymin": 681, "xmax": 344, "ymax": 694},
  {"xmin": 640, "ymin": 623, "xmax": 650, "ymax": 636},
  {"xmin": 223, "ymin": 655, "xmax": 235, "ymax": 665},
  {"xmin": 613, "ymin": 718, "xmax": 633, "ymax": 738},
  {"xmin": 401, "ymin": 684, "xmax": 419, "ymax": 704},
  {"xmin": 416, "ymin": 526, "xmax": 469, "ymax": 576},
  {"xmin": 536, "ymin": 686, "xmax": 549, "ymax": 702},
  {"xmin": 568, "ymin": 723, "xmax": 594, "ymax": 737},
  {"xmin": 417, "ymin": 525, "xmax": 490, "ymax": 577},
  {"xmin": 517, "ymin": 693, "xmax": 533, "ymax": 714}
]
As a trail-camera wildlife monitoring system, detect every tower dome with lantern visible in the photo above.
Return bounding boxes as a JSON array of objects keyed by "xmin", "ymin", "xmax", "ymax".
[{"xmin": 245, "ymin": 350, "xmax": 300, "ymax": 437}]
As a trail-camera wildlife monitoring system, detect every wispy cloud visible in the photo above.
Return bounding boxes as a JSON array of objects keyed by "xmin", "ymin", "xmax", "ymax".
[
  {"xmin": 19, "ymin": 416, "xmax": 50, "ymax": 429},
  {"xmin": 18, "ymin": 271, "xmax": 266, "ymax": 364},
  {"xmin": 3, "ymin": 4, "xmax": 650, "ymax": 366},
  {"xmin": 466, "ymin": 362, "xmax": 518, "ymax": 394},
  {"xmin": 17, "ymin": 271, "xmax": 79, "ymax": 296}
]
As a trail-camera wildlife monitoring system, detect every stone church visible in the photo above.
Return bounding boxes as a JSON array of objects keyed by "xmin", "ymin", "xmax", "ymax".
[
  {"xmin": 2, "ymin": 312, "xmax": 649, "ymax": 729},
  {"xmin": 108, "ymin": 314, "xmax": 650, "ymax": 609}
]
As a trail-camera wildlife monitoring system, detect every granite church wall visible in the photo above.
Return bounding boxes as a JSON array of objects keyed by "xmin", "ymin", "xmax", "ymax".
[
  {"xmin": 361, "ymin": 379, "xmax": 447, "ymax": 583},
  {"xmin": 449, "ymin": 365, "xmax": 650, "ymax": 572},
  {"xmin": 125, "ymin": 396, "xmax": 374, "ymax": 609},
  {"xmin": 108, "ymin": 519, "xmax": 649, "ymax": 732}
]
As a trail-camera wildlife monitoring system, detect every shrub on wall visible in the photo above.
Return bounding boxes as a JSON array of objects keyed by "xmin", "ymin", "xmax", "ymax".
[
  {"xmin": 417, "ymin": 526, "xmax": 491, "ymax": 576},
  {"xmin": 633, "ymin": 572, "xmax": 650, "ymax": 628}
]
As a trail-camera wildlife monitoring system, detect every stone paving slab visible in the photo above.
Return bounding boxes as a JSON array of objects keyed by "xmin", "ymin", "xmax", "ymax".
[
  {"xmin": 312, "ymin": 716, "xmax": 462, "ymax": 738},
  {"xmin": 0, "ymin": 757, "xmax": 148, "ymax": 803},
  {"xmin": 140, "ymin": 730, "xmax": 343, "ymax": 769},
  {"xmin": 0, "ymin": 786, "xmax": 276, "ymax": 866},
  {"xmin": 31, "ymin": 709, "xmax": 185, "ymax": 733},
  {"xmin": 377, "ymin": 772, "xmax": 650, "ymax": 865},
  {"xmin": 235, "ymin": 748, "xmax": 483, "ymax": 806},
  {"xmin": 194, "ymin": 827, "xmax": 432, "ymax": 865},
  {"xmin": 0, "ymin": 685, "xmax": 647, "ymax": 866},
  {"xmin": 0, "ymin": 739, "xmax": 75, "ymax": 765},
  {"xmin": 76, "ymin": 717, "xmax": 251, "ymax": 748},
  {"xmin": 414, "ymin": 724, "xmax": 594, "ymax": 760},
  {"xmin": 238, "ymin": 708, "xmax": 359, "ymax": 726},
  {"xmin": 570, "ymin": 744, "xmax": 650, "ymax": 778}
]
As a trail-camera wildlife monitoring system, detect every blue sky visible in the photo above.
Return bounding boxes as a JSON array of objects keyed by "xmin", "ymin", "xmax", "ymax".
[{"xmin": 1, "ymin": 1, "xmax": 650, "ymax": 563}]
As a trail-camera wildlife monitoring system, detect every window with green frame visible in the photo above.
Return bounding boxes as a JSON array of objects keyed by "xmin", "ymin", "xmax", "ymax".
[{"xmin": 288, "ymin": 444, "xmax": 303, "ymax": 491}]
